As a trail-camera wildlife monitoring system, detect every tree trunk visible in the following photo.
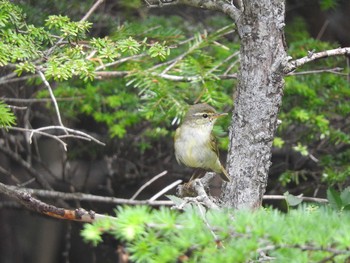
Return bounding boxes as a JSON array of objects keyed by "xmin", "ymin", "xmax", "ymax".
[{"xmin": 221, "ymin": 0, "xmax": 287, "ymax": 209}]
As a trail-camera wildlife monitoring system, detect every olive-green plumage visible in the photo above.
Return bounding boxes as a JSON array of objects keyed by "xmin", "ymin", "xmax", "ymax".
[{"xmin": 174, "ymin": 103, "xmax": 230, "ymax": 182}]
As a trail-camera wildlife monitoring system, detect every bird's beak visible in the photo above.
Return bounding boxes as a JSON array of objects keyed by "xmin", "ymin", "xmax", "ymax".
[{"xmin": 213, "ymin": 112, "xmax": 228, "ymax": 119}]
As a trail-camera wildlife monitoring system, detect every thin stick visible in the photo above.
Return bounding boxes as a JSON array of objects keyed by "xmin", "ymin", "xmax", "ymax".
[
  {"xmin": 80, "ymin": 0, "xmax": 105, "ymax": 22},
  {"xmin": 31, "ymin": 126, "xmax": 105, "ymax": 146},
  {"xmin": 263, "ymin": 195, "xmax": 328, "ymax": 203},
  {"xmin": 288, "ymin": 67, "xmax": 345, "ymax": 76},
  {"xmin": 149, "ymin": 180, "xmax": 182, "ymax": 201},
  {"xmin": 195, "ymin": 201, "xmax": 223, "ymax": 248},
  {"xmin": 95, "ymin": 54, "xmax": 146, "ymax": 71},
  {"xmin": 131, "ymin": 171, "xmax": 168, "ymax": 200},
  {"xmin": 9, "ymin": 126, "xmax": 68, "ymax": 150},
  {"xmin": 37, "ymin": 71, "xmax": 66, "ymax": 130},
  {"xmin": 96, "ymin": 71, "xmax": 237, "ymax": 81}
]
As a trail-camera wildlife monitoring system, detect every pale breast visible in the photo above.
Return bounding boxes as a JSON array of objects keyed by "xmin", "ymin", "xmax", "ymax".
[{"xmin": 174, "ymin": 125, "xmax": 219, "ymax": 170}]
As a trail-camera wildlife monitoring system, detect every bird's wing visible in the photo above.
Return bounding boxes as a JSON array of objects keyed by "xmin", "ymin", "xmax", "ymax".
[{"xmin": 209, "ymin": 133, "xmax": 219, "ymax": 156}]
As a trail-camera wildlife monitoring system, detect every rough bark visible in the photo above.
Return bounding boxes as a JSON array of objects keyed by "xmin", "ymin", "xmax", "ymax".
[{"xmin": 221, "ymin": 0, "xmax": 287, "ymax": 209}]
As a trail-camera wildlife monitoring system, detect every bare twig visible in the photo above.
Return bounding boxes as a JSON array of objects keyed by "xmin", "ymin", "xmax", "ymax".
[
  {"xmin": 149, "ymin": 180, "xmax": 183, "ymax": 201},
  {"xmin": 287, "ymin": 67, "xmax": 345, "ymax": 76},
  {"xmin": 131, "ymin": 170, "xmax": 168, "ymax": 200},
  {"xmin": 195, "ymin": 200, "xmax": 224, "ymax": 248},
  {"xmin": 80, "ymin": 0, "xmax": 105, "ymax": 22},
  {"xmin": 285, "ymin": 47, "xmax": 350, "ymax": 73},
  {"xmin": 96, "ymin": 71, "xmax": 237, "ymax": 81},
  {"xmin": 0, "ymin": 182, "xmax": 113, "ymax": 223},
  {"xmin": 30, "ymin": 126, "xmax": 105, "ymax": 146},
  {"xmin": 2, "ymin": 185, "xmax": 174, "ymax": 206},
  {"xmin": 263, "ymin": 195, "xmax": 328, "ymax": 204},
  {"xmin": 144, "ymin": 0, "xmax": 241, "ymax": 21},
  {"xmin": 95, "ymin": 71, "xmax": 130, "ymax": 78},
  {"xmin": 0, "ymin": 74, "xmax": 39, "ymax": 85},
  {"xmin": 95, "ymin": 54, "xmax": 146, "ymax": 71},
  {"xmin": 37, "ymin": 71, "xmax": 66, "ymax": 130},
  {"xmin": 2, "ymin": 97, "xmax": 85, "ymax": 103},
  {"xmin": 9, "ymin": 126, "xmax": 68, "ymax": 150},
  {"xmin": 7, "ymin": 126, "xmax": 105, "ymax": 151}
]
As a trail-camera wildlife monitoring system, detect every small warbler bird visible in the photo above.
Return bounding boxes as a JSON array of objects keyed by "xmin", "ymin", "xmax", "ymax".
[{"xmin": 174, "ymin": 103, "xmax": 230, "ymax": 182}]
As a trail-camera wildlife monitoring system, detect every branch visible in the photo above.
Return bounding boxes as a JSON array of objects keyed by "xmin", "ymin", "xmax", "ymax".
[
  {"xmin": 37, "ymin": 70, "xmax": 66, "ymax": 129},
  {"xmin": 95, "ymin": 54, "xmax": 146, "ymax": 71},
  {"xmin": 0, "ymin": 74, "xmax": 39, "ymax": 85},
  {"xmin": 30, "ymin": 126, "xmax": 105, "ymax": 147},
  {"xmin": 2, "ymin": 185, "xmax": 174, "ymax": 206},
  {"xmin": 176, "ymin": 173, "xmax": 219, "ymax": 210},
  {"xmin": 149, "ymin": 180, "xmax": 182, "ymax": 201},
  {"xmin": 287, "ymin": 67, "xmax": 345, "ymax": 76},
  {"xmin": 96, "ymin": 71, "xmax": 237, "ymax": 81},
  {"xmin": 9, "ymin": 126, "xmax": 68, "ymax": 150},
  {"xmin": 144, "ymin": 0, "xmax": 241, "ymax": 22},
  {"xmin": 2, "ymin": 97, "xmax": 84, "ymax": 103},
  {"xmin": 7, "ymin": 126, "xmax": 105, "ymax": 151},
  {"xmin": 263, "ymin": 195, "xmax": 328, "ymax": 204},
  {"xmin": 284, "ymin": 47, "xmax": 350, "ymax": 73},
  {"xmin": 131, "ymin": 170, "xmax": 168, "ymax": 200},
  {"xmin": 0, "ymin": 182, "xmax": 113, "ymax": 223},
  {"xmin": 80, "ymin": 0, "xmax": 105, "ymax": 22}
]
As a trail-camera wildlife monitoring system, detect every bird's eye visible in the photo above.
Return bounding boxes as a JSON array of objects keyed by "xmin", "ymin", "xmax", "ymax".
[{"xmin": 202, "ymin": 114, "xmax": 208, "ymax": 118}]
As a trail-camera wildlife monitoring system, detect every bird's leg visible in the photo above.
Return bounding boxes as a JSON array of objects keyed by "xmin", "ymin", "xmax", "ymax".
[{"xmin": 189, "ymin": 169, "xmax": 205, "ymax": 181}]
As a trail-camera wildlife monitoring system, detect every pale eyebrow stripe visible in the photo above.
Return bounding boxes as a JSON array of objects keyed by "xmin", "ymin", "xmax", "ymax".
[{"xmin": 193, "ymin": 112, "xmax": 212, "ymax": 116}]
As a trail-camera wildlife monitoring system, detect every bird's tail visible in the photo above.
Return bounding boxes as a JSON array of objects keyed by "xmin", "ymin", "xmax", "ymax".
[{"xmin": 220, "ymin": 165, "xmax": 231, "ymax": 182}]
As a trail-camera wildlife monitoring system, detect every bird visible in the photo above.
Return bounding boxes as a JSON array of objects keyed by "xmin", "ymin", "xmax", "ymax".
[{"xmin": 174, "ymin": 103, "xmax": 230, "ymax": 182}]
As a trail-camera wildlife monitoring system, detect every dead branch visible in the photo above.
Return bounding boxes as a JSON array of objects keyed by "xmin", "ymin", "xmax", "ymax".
[
  {"xmin": 0, "ymin": 182, "xmax": 113, "ymax": 223},
  {"xmin": 285, "ymin": 47, "xmax": 350, "ymax": 73},
  {"xmin": 131, "ymin": 170, "xmax": 168, "ymax": 200},
  {"xmin": 144, "ymin": 0, "xmax": 241, "ymax": 22},
  {"xmin": 2, "ymin": 185, "xmax": 174, "ymax": 206}
]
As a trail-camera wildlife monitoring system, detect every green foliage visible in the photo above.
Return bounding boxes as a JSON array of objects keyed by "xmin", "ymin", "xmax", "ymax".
[
  {"xmin": 33, "ymin": 13, "xmax": 234, "ymax": 141},
  {"xmin": 0, "ymin": 101, "xmax": 16, "ymax": 128},
  {"xmin": 82, "ymin": 205, "xmax": 350, "ymax": 262},
  {"xmin": 277, "ymin": 16, "xmax": 350, "ymax": 187},
  {"xmin": 2, "ymin": 0, "xmax": 234, "ymax": 142},
  {"xmin": 327, "ymin": 187, "xmax": 350, "ymax": 211},
  {"xmin": 320, "ymin": 0, "xmax": 339, "ymax": 10}
]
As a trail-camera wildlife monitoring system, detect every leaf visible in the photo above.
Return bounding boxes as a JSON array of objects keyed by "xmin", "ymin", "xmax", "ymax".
[
  {"xmin": 340, "ymin": 187, "xmax": 350, "ymax": 206},
  {"xmin": 327, "ymin": 188, "xmax": 342, "ymax": 210},
  {"xmin": 0, "ymin": 101, "xmax": 16, "ymax": 129},
  {"xmin": 284, "ymin": 192, "xmax": 303, "ymax": 206},
  {"xmin": 273, "ymin": 137, "xmax": 285, "ymax": 148},
  {"xmin": 165, "ymin": 195, "xmax": 185, "ymax": 206},
  {"xmin": 293, "ymin": 143, "xmax": 309, "ymax": 156},
  {"xmin": 342, "ymin": 204, "xmax": 350, "ymax": 211}
]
